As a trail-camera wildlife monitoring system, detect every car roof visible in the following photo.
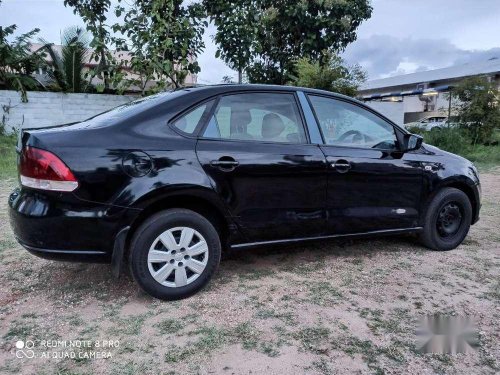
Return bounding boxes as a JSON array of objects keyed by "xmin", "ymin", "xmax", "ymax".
[{"xmin": 171, "ymin": 84, "xmax": 363, "ymax": 104}]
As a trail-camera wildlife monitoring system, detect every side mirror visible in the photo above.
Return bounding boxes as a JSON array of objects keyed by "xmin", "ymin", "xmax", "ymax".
[{"xmin": 403, "ymin": 134, "xmax": 423, "ymax": 152}]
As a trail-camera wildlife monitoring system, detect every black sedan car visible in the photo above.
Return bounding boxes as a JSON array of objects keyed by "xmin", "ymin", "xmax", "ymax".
[{"xmin": 9, "ymin": 85, "xmax": 481, "ymax": 300}]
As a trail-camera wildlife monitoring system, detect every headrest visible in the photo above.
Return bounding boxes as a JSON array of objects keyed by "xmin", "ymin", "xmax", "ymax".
[{"xmin": 262, "ymin": 113, "xmax": 285, "ymax": 139}]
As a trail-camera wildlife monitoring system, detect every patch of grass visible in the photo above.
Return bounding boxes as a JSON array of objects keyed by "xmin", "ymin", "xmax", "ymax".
[
  {"xmin": 310, "ymin": 358, "xmax": 332, "ymax": 375},
  {"xmin": 255, "ymin": 308, "xmax": 296, "ymax": 325},
  {"xmin": 0, "ymin": 359, "xmax": 21, "ymax": 374},
  {"xmin": 238, "ymin": 268, "xmax": 269, "ymax": 281},
  {"xmin": 154, "ymin": 318, "xmax": 183, "ymax": 335},
  {"xmin": 485, "ymin": 281, "xmax": 500, "ymax": 301},
  {"xmin": 359, "ymin": 307, "xmax": 409, "ymax": 335},
  {"xmin": 164, "ymin": 325, "xmax": 229, "ymax": 363},
  {"xmin": 109, "ymin": 314, "xmax": 148, "ymax": 336},
  {"xmin": 331, "ymin": 334, "xmax": 405, "ymax": 371},
  {"xmin": 259, "ymin": 341, "xmax": 280, "ymax": 357},
  {"xmin": 293, "ymin": 327, "xmax": 330, "ymax": 354},
  {"xmin": 3, "ymin": 319, "xmax": 41, "ymax": 340},
  {"xmin": 0, "ymin": 238, "xmax": 17, "ymax": 254},
  {"xmin": 0, "ymin": 133, "xmax": 17, "ymax": 179},
  {"xmin": 164, "ymin": 322, "xmax": 279, "ymax": 363},
  {"xmin": 111, "ymin": 360, "xmax": 155, "ymax": 375},
  {"xmin": 306, "ymin": 281, "xmax": 343, "ymax": 306}
]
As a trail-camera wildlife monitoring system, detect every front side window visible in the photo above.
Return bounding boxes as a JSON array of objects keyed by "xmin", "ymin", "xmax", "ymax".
[
  {"xmin": 309, "ymin": 95, "xmax": 398, "ymax": 150},
  {"xmin": 203, "ymin": 93, "xmax": 307, "ymax": 143}
]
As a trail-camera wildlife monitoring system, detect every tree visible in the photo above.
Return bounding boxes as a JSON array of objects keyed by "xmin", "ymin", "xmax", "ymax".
[
  {"xmin": 450, "ymin": 76, "xmax": 500, "ymax": 145},
  {"xmin": 0, "ymin": 12, "xmax": 44, "ymax": 102},
  {"xmin": 41, "ymin": 26, "xmax": 90, "ymax": 93},
  {"xmin": 204, "ymin": 0, "xmax": 257, "ymax": 83},
  {"xmin": 64, "ymin": 0, "xmax": 117, "ymax": 91},
  {"xmin": 113, "ymin": 0, "xmax": 206, "ymax": 94},
  {"xmin": 221, "ymin": 75, "xmax": 235, "ymax": 83},
  {"xmin": 206, "ymin": 0, "xmax": 372, "ymax": 85},
  {"xmin": 290, "ymin": 52, "xmax": 366, "ymax": 97}
]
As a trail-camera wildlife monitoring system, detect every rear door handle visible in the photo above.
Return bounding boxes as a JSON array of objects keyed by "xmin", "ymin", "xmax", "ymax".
[
  {"xmin": 210, "ymin": 157, "xmax": 239, "ymax": 171},
  {"xmin": 332, "ymin": 159, "xmax": 351, "ymax": 173}
]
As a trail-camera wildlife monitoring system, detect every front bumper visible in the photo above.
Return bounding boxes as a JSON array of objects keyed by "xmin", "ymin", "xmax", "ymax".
[{"xmin": 8, "ymin": 187, "xmax": 139, "ymax": 263}]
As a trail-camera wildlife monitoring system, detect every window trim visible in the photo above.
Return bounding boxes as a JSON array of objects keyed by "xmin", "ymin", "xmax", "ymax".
[
  {"xmin": 305, "ymin": 93, "xmax": 405, "ymax": 152},
  {"xmin": 197, "ymin": 90, "xmax": 312, "ymax": 146}
]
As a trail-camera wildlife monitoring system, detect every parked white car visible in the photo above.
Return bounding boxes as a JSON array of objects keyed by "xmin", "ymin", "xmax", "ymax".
[{"xmin": 405, "ymin": 116, "xmax": 448, "ymax": 131}]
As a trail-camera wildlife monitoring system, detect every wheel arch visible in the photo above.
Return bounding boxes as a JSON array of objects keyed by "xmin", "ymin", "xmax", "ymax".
[
  {"xmin": 422, "ymin": 178, "xmax": 479, "ymax": 225},
  {"xmin": 124, "ymin": 189, "xmax": 237, "ymax": 259}
]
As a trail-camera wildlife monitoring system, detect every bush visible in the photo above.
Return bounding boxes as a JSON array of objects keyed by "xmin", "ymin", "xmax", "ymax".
[
  {"xmin": 0, "ymin": 133, "xmax": 17, "ymax": 179},
  {"xmin": 411, "ymin": 127, "xmax": 500, "ymax": 168},
  {"xmin": 418, "ymin": 127, "xmax": 471, "ymax": 155}
]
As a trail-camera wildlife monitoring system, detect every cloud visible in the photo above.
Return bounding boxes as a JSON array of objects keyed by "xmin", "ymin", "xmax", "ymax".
[{"xmin": 342, "ymin": 35, "xmax": 500, "ymax": 79}]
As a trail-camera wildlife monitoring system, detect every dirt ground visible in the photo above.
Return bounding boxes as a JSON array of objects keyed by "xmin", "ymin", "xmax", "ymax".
[{"xmin": 0, "ymin": 172, "xmax": 499, "ymax": 375}]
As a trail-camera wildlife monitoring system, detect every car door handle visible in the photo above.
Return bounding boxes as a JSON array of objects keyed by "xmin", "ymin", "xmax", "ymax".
[
  {"xmin": 210, "ymin": 157, "xmax": 239, "ymax": 170},
  {"xmin": 332, "ymin": 159, "xmax": 351, "ymax": 173}
]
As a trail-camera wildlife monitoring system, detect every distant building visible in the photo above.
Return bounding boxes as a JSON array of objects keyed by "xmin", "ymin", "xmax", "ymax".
[
  {"xmin": 30, "ymin": 44, "xmax": 197, "ymax": 93},
  {"xmin": 358, "ymin": 58, "xmax": 500, "ymax": 125}
]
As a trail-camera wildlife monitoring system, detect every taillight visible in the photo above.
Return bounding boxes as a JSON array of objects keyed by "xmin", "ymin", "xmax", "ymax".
[{"xmin": 20, "ymin": 147, "xmax": 78, "ymax": 192}]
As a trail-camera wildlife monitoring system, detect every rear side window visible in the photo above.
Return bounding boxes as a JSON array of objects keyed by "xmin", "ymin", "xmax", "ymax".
[
  {"xmin": 172, "ymin": 100, "xmax": 214, "ymax": 135},
  {"xmin": 203, "ymin": 93, "xmax": 307, "ymax": 143}
]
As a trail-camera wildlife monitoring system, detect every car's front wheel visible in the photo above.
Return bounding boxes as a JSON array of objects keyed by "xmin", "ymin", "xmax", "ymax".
[
  {"xmin": 420, "ymin": 187, "xmax": 472, "ymax": 251},
  {"xmin": 130, "ymin": 209, "xmax": 221, "ymax": 300}
]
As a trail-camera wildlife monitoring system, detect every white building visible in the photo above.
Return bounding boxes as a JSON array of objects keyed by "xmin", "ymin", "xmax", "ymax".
[{"xmin": 358, "ymin": 58, "xmax": 500, "ymax": 125}]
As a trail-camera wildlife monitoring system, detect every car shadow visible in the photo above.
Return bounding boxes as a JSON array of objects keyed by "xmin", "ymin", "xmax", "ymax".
[{"xmin": 31, "ymin": 234, "xmax": 423, "ymax": 305}]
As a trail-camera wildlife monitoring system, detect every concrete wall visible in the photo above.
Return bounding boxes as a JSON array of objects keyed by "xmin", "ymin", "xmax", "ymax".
[
  {"xmin": 364, "ymin": 101, "xmax": 405, "ymax": 126},
  {"xmin": 0, "ymin": 90, "xmax": 136, "ymax": 132}
]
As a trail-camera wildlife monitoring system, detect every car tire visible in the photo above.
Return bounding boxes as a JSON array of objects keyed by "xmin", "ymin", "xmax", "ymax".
[
  {"xmin": 419, "ymin": 188, "xmax": 472, "ymax": 251},
  {"xmin": 129, "ymin": 208, "xmax": 221, "ymax": 300}
]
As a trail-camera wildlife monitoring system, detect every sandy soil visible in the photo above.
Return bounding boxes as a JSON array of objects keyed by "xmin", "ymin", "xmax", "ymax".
[{"xmin": 0, "ymin": 172, "xmax": 498, "ymax": 375}]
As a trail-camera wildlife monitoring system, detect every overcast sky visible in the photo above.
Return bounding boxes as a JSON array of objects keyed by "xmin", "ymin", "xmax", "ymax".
[{"xmin": 2, "ymin": 0, "xmax": 500, "ymax": 83}]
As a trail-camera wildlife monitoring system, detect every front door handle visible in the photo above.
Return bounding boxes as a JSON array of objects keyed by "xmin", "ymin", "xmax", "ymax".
[
  {"xmin": 332, "ymin": 159, "xmax": 351, "ymax": 173},
  {"xmin": 210, "ymin": 156, "xmax": 239, "ymax": 171}
]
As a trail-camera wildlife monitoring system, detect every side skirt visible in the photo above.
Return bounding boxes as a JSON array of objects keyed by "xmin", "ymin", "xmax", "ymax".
[{"xmin": 230, "ymin": 227, "xmax": 423, "ymax": 250}]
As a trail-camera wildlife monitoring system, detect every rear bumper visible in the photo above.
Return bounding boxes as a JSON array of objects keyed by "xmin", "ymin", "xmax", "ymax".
[{"xmin": 8, "ymin": 187, "xmax": 140, "ymax": 263}]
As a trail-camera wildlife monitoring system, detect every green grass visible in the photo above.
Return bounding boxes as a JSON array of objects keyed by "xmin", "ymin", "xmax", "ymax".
[
  {"xmin": 154, "ymin": 318, "xmax": 183, "ymax": 335},
  {"xmin": 0, "ymin": 133, "xmax": 17, "ymax": 179}
]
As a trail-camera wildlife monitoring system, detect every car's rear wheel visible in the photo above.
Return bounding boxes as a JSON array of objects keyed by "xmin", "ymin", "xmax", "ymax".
[
  {"xmin": 420, "ymin": 188, "xmax": 472, "ymax": 251},
  {"xmin": 130, "ymin": 209, "xmax": 221, "ymax": 300}
]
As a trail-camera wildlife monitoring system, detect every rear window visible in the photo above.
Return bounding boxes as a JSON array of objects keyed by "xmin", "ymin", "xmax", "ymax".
[{"xmin": 79, "ymin": 92, "xmax": 178, "ymax": 128}]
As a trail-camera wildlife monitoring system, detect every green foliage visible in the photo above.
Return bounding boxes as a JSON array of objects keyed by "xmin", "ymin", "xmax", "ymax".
[
  {"xmin": 63, "ymin": 0, "xmax": 119, "ymax": 91},
  {"xmin": 450, "ymin": 76, "xmax": 500, "ymax": 145},
  {"xmin": 40, "ymin": 26, "xmax": 90, "ymax": 93},
  {"xmin": 206, "ymin": 0, "xmax": 372, "ymax": 84},
  {"xmin": 0, "ymin": 133, "xmax": 17, "ymax": 179},
  {"xmin": 204, "ymin": 0, "xmax": 257, "ymax": 83},
  {"xmin": 410, "ymin": 127, "xmax": 500, "ymax": 169},
  {"xmin": 113, "ymin": 0, "xmax": 206, "ymax": 94},
  {"xmin": 0, "ymin": 13, "xmax": 44, "ymax": 102},
  {"xmin": 290, "ymin": 52, "xmax": 366, "ymax": 96}
]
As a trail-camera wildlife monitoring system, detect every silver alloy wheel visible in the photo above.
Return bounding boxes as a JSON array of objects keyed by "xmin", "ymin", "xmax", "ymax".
[{"xmin": 147, "ymin": 226, "xmax": 209, "ymax": 288}]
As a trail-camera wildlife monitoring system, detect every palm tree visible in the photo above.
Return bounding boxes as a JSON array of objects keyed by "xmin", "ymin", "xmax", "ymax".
[
  {"xmin": 0, "ymin": 25, "xmax": 45, "ymax": 102},
  {"xmin": 41, "ymin": 26, "xmax": 90, "ymax": 93}
]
